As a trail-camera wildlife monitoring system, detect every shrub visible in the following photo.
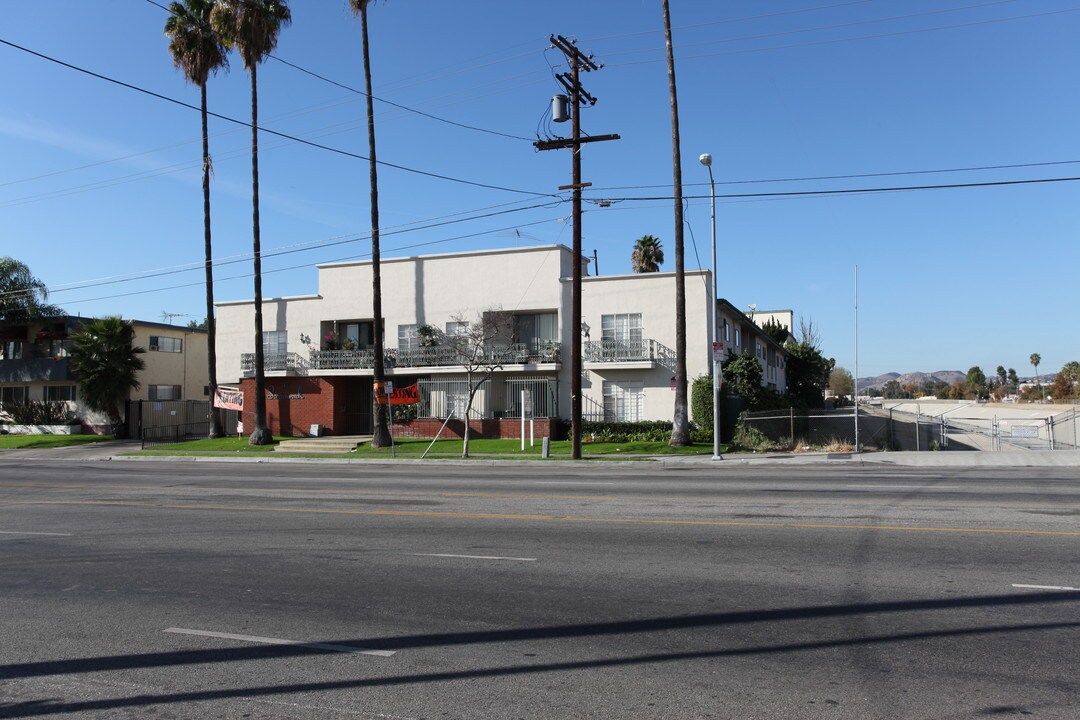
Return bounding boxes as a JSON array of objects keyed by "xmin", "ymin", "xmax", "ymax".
[
  {"xmin": 581, "ymin": 420, "xmax": 672, "ymax": 443},
  {"xmin": 1, "ymin": 401, "xmax": 76, "ymax": 426},
  {"xmin": 732, "ymin": 421, "xmax": 782, "ymax": 451},
  {"xmin": 690, "ymin": 375, "xmax": 713, "ymax": 435}
]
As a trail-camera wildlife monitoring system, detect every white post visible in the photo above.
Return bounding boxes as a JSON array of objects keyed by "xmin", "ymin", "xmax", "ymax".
[
  {"xmin": 521, "ymin": 390, "xmax": 526, "ymax": 451},
  {"xmin": 854, "ymin": 264, "xmax": 859, "ymax": 453},
  {"xmin": 530, "ymin": 417, "xmax": 535, "ymax": 447},
  {"xmin": 700, "ymin": 153, "xmax": 722, "ymax": 461}
]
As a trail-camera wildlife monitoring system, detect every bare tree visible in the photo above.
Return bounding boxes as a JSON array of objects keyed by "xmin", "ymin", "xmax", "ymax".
[
  {"xmin": 440, "ymin": 309, "xmax": 514, "ymax": 458},
  {"xmin": 795, "ymin": 316, "xmax": 821, "ymax": 350}
]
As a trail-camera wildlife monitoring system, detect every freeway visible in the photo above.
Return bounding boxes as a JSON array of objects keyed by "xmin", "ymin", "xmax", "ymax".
[{"xmin": 0, "ymin": 460, "xmax": 1077, "ymax": 719}]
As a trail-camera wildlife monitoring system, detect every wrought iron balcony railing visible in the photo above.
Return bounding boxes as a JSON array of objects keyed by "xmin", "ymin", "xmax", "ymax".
[{"xmin": 240, "ymin": 352, "xmax": 309, "ymax": 374}]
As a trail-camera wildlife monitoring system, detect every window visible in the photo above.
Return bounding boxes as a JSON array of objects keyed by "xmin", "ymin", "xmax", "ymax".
[
  {"xmin": 44, "ymin": 385, "xmax": 76, "ymax": 402},
  {"xmin": 722, "ymin": 319, "xmax": 730, "ymax": 343},
  {"xmin": 445, "ymin": 321, "xmax": 468, "ymax": 337},
  {"xmin": 262, "ymin": 331, "xmax": 287, "ymax": 355},
  {"xmin": 2, "ymin": 340, "xmax": 24, "ymax": 360},
  {"xmin": 756, "ymin": 342, "xmax": 766, "ymax": 360},
  {"xmin": 149, "ymin": 385, "xmax": 182, "ymax": 401},
  {"xmin": 513, "ymin": 312, "xmax": 558, "ymax": 353},
  {"xmin": 149, "ymin": 335, "xmax": 182, "ymax": 353},
  {"xmin": 0, "ymin": 386, "xmax": 29, "ymax": 407},
  {"xmin": 603, "ymin": 380, "xmax": 644, "ymax": 422},
  {"xmin": 398, "ymin": 324, "xmax": 420, "ymax": 351},
  {"xmin": 734, "ymin": 328, "xmax": 741, "ymax": 348},
  {"xmin": 601, "ymin": 313, "xmax": 642, "ymax": 344}
]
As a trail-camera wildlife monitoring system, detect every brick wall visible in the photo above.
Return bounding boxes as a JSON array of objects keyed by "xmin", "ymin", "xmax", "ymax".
[{"xmin": 240, "ymin": 377, "xmax": 343, "ymax": 436}]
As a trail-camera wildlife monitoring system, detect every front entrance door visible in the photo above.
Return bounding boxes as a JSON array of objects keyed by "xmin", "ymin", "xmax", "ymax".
[{"xmin": 344, "ymin": 378, "xmax": 373, "ymax": 435}]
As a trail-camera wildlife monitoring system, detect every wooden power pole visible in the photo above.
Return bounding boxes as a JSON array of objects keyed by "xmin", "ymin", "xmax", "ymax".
[{"xmin": 535, "ymin": 34, "xmax": 619, "ymax": 460}]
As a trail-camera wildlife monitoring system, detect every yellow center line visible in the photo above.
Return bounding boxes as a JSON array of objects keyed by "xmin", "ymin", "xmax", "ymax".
[{"xmin": 3, "ymin": 499, "xmax": 1079, "ymax": 537}]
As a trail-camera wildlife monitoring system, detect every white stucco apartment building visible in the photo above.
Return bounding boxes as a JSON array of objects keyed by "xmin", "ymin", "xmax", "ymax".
[{"xmin": 215, "ymin": 244, "xmax": 786, "ymax": 437}]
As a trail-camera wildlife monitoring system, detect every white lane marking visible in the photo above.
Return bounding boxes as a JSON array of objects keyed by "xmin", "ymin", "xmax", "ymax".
[
  {"xmin": 532, "ymin": 481, "xmax": 615, "ymax": 485},
  {"xmin": 0, "ymin": 530, "xmax": 73, "ymax": 536},
  {"xmin": 1012, "ymin": 584, "xmax": 1080, "ymax": 592},
  {"xmin": 415, "ymin": 553, "xmax": 537, "ymax": 562},
  {"xmin": 163, "ymin": 628, "xmax": 395, "ymax": 657},
  {"xmin": 845, "ymin": 485, "xmax": 960, "ymax": 490}
]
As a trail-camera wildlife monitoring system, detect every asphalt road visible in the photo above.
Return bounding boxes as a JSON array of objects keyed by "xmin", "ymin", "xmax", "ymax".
[{"xmin": 0, "ymin": 460, "xmax": 1077, "ymax": 719}]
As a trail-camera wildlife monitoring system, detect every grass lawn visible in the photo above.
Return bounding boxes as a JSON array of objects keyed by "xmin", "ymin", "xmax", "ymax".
[
  {"xmin": 131, "ymin": 436, "xmax": 290, "ymax": 456},
  {"xmin": 128, "ymin": 436, "xmax": 724, "ymax": 459},
  {"xmin": 0, "ymin": 434, "xmax": 113, "ymax": 450}
]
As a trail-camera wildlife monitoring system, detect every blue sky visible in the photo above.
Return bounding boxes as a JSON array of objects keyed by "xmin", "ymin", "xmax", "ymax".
[{"xmin": 2, "ymin": 0, "xmax": 1078, "ymax": 379}]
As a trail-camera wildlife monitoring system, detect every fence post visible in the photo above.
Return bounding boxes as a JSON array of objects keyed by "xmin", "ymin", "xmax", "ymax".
[
  {"xmin": 1048, "ymin": 416, "xmax": 1055, "ymax": 451},
  {"xmin": 915, "ymin": 412, "xmax": 920, "ymax": 452},
  {"xmin": 789, "ymin": 407, "xmax": 794, "ymax": 447}
]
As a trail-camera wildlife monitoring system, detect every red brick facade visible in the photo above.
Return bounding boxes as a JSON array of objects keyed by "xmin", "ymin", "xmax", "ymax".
[
  {"xmin": 239, "ymin": 377, "xmax": 554, "ymax": 439},
  {"xmin": 240, "ymin": 376, "xmax": 345, "ymax": 437}
]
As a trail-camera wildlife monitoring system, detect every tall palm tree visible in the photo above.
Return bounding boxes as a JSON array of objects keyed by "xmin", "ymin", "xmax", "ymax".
[
  {"xmin": 661, "ymin": 0, "xmax": 689, "ymax": 446},
  {"xmin": 631, "ymin": 235, "xmax": 664, "ymax": 273},
  {"xmin": 0, "ymin": 257, "xmax": 62, "ymax": 323},
  {"xmin": 164, "ymin": 0, "xmax": 229, "ymax": 439},
  {"xmin": 349, "ymin": 0, "xmax": 391, "ymax": 447},
  {"xmin": 1030, "ymin": 352, "xmax": 1042, "ymax": 394},
  {"xmin": 211, "ymin": 0, "xmax": 291, "ymax": 445},
  {"xmin": 69, "ymin": 317, "xmax": 146, "ymax": 438}
]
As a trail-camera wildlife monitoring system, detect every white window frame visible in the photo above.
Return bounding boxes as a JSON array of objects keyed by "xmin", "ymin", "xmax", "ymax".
[
  {"xmin": 0, "ymin": 386, "xmax": 29, "ymax": 407},
  {"xmin": 2, "ymin": 340, "xmax": 24, "ymax": 360},
  {"xmin": 44, "ymin": 385, "xmax": 77, "ymax": 402},
  {"xmin": 445, "ymin": 321, "xmax": 468, "ymax": 337},
  {"xmin": 602, "ymin": 380, "xmax": 645, "ymax": 422},
  {"xmin": 398, "ymin": 324, "xmax": 420, "ymax": 351},
  {"xmin": 262, "ymin": 331, "xmax": 287, "ymax": 355}
]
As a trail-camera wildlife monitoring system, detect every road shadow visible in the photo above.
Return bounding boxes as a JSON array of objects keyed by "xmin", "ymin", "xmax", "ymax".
[{"xmin": 0, "ymin": 591, "xmax": 1077, "ymax": 717}]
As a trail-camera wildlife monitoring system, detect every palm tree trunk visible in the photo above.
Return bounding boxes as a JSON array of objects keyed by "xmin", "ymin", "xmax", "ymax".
[
  {"xmin": 663, "ymin": 0, "xmax": 690, "ymax": 446},
  {"xmin": 361, "ymin": 5, "xmax": 391, "ymax": 447},
  {"xmin": 249, "ymin": 62, "xmax": 271, "ymax": 445},
  {"xmin": 201, "ymin": 82, "xmax": 222, "ymax": 439}
]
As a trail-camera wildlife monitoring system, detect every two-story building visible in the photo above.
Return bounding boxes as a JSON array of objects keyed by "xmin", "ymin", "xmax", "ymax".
[
  {"xmin": 0, "ymin": 316, "xmax": 208, "ymax": 430},
  {"xmin": 215, "ymin": 244, "xmax": 786, "ymax": 437}
]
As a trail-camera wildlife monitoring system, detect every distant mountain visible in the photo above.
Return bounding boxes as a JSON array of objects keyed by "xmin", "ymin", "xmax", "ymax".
[{"xmin": 856, "ymin": 370, "xmax": 964, "ymax": 391}]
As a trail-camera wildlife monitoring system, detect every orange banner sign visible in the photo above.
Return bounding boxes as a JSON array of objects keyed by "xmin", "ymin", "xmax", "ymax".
[{"xmin": 377, "ymin": 383, "xmax": 420, "ymax": 405}]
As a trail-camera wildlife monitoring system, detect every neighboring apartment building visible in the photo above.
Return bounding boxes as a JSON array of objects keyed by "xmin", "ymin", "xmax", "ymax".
[
  {"xmin": 715, "ymin": 300, "xmax": 790, "ymax": 392},
  {"xmin": 0, "ymin": 316, "xmax": 208, "ymax": 428},
  {"xmin": 215, "ymin": 244, "xmax": 786, "ymax": 437}
]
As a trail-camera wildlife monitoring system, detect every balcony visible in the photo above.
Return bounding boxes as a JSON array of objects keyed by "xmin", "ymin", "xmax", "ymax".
[
  {"xmin": 583, "ymin": 339, "xmax": 675, "ymax": 371},
  {"xmin": 241, "ymin": 352, "xmax": 309, "ymax": 375},
  {"xmin": 300, "ymin": 342, "xmax": 563, "ymax": 373},
  {"xmin": 0, "ymin": 357, "xmax": 72, "ymax": 383}
]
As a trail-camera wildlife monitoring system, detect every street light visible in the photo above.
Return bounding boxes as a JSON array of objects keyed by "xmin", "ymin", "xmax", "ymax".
[{"xmin": 699, "ymin": 153, "xmax": 722, "ymax": 460}]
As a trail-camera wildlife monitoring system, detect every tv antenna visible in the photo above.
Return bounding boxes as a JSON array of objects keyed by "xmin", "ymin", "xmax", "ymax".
[{"xmin": 161, "ymin": 311, "xmax": 193, "ymax": 324}]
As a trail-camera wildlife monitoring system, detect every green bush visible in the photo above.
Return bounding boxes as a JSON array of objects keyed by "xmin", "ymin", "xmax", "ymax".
[
  {"xmin": 581, "ymin": 420, "xmax": 673, "ymax": 443},
  {"xmin": 691, "ymin": 375, "xmax": 713, "ymax": 437},
  {"xmin": 732, "ymin": 419, "xmax": 782, "ymax": 451},
  {"xmin": 1, "ymin": 401, "xmax": 76, "ymax": 425}
]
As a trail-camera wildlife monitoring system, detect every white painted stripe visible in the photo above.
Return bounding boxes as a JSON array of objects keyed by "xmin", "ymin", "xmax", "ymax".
[
  {"xmin": 163, "ymin": 628, "xmax": 395, "ymax": 657},
  {"xmin": 532, "ymin": 481, "xmax": 615, "ymax": 486},
  {"xmin": 845, "ymin": 485, "xmax": 960, "ymax": 490},
  {"xmin": 415, "ymin": 553, "xmax": 537, "ymax": 562},
  {"xmin": 1011, "ymin": 584, "xmax": 1080, "ymax": 592},
  {"xmin": 0, "ymin": 530, "xmax": 72, "ymax": 536}
]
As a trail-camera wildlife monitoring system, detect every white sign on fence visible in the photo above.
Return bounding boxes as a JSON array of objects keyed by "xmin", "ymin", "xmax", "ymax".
[{"xmin": 1010, "ymin": 425, "xmax": 1040, "ymax": 438}]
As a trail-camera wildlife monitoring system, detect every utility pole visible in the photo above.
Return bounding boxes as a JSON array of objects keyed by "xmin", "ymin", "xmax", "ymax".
[{"xmin": 535, "ymin": 34, "xmax": 619, "ymax": 460}]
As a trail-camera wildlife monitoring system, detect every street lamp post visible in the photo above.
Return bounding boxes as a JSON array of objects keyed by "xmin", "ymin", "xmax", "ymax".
[{"xmin": 700, "ymin": 153, "xmax": 722, "ymax": 460}]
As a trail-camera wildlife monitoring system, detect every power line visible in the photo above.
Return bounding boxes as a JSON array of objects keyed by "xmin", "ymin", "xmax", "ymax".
[
  {"xmin": 593, "ymin": 176, "xmax": 1080, "ymax": 202},
  {"xmin": 143, "ymin": 0, "xmax": 532, "ymax": 142},
  {"xmin": 586, "ymin": 159, "xmax": 1080, "ymax": 192},
  {"xmin": 0, "ymin": 37, "xmax": 555, "ymax": 198},
  {"xmin": 60, "ymin": 217, "xmax": 564, "ymax": 306},
  {"xmin": 0, "ymin": 199, "xmax": 566, "ymax": 301}
]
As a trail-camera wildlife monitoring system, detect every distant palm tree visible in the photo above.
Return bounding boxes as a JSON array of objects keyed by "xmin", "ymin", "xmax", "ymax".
[
  {"xmin": 164, "ymin": 0, "xmax": 229, "ymax": 439},
  {"xmin": 631, "ymin": 235, "xmax": 664, "ymax": 273},
  {"xmin": 348, "ymin": 0, "xmax": 391, "ymax": 448},
  {"xmin": 1030, "ymin": 352, "xmax": 1042, "ymax": 393},
  {"xmin": 0, "ymin": 257, "xmax": 62, "ymax": 323},
  {"xmin": 211, "ymin": 0, "xmax": 291, "ymax": 445},
  {"xmin": 661, "ymin": 0, "xmax": 689, "ymax": 446},
  {"xmin": 70, "ymin": 317, "xmax": 146, "ymax": 438}
]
